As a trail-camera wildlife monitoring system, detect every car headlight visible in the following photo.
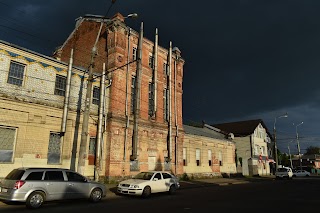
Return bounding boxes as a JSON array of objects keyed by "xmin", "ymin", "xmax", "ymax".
[{"xmin": 129, "ymin": 185, "xmax": 139, "ymax": 188}]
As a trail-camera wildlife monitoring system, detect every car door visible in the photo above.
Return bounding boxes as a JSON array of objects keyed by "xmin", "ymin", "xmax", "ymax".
[
  {"xmin": 150, "ymin": 173, "xmax": 165, "ymax": 193},
  {"xmin": 44, "ymin": 170, "xmax": 68, "ymax": 200},
  {"xmin": 65, "ymin": 171, "xmax": 90, "ymax": 199}
]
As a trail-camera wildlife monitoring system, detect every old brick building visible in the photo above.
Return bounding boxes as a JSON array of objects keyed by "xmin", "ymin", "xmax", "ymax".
[{"xmin": 53, "ymin": 13, "xmax": 185, "ymax": 180}]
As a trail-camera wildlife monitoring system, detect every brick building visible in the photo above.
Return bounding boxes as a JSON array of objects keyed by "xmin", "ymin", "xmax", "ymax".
[{"xmin": 53, "ymin": 13, "xmax": 185, "ymax": 180}]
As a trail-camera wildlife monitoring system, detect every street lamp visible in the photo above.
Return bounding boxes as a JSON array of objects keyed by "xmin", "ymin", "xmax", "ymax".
[
  {"xmin": 295, "ymin": 121, "xmax": 304, "ymax": 171},
  {"xmin": 273, "ymin": 112, "xmax": 288, "ymax": 170},
  {"xmin": 287, "ymin": 140, "xmax": 294, "ymax": 169}
]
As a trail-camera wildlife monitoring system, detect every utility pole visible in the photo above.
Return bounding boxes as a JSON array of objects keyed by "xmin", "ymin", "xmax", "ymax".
[
  {"xmin": 77, "ymin": 22, "xmax": 104, "ymax": 175},
  {"xmin": 131, "ymin": 21, "xmax": 143, "ymax": 161}
]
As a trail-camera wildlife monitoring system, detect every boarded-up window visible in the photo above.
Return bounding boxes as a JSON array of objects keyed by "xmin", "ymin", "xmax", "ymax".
[
  {"xmin": 208, "ymin": 149, "xmax": 212, "ymax": 166},
  {"xmin": 47, "ymin": 132, "xmax": 61, "ymax": 164},
  {"xmin": 196, "ymin": 148, "xmax": 201, "ymax": 166},
  {"xmin": 183, "ymin": 147, "xmax": 187, "ymax": 166},
  {"xmin": 0, "ymin": 127, "xmax": 16, "ymax": 162}
]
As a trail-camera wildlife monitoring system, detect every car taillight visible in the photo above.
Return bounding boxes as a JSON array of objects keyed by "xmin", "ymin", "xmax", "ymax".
[{"xmin": 14, "ymin": 180, "xmax": 25, "ymax": 189}]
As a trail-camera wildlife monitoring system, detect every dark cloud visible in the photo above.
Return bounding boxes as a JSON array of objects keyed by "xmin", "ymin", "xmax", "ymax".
[{"xmin": 1, "ymin": 0, "xmax": 320, "ymax": 153}]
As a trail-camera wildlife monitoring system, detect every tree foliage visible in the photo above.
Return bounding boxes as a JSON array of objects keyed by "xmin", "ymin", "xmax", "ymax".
[{"xmin": 305, "ymin": 146, "xmax": 320, "ymax": 155}]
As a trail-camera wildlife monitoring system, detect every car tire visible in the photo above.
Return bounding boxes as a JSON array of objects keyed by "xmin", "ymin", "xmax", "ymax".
[
  {"xmin": 26, "ymin": 191, "xmax": 45, "ymax": 209},
  {"xmin": 168, "ymin": 185, "xmax": 176, "ymax": 195},
  {"xmin": 142, "ymin": 186, "xmax": 151, "ymax": 198},
  {"xmin": 90, "ymin": 188, "xmax": 103, "ymax": 202}
]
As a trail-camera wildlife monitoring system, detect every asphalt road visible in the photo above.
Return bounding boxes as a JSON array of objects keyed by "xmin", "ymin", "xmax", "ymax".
[{"xmin": 1, "ymin": 177, "xmax": 320, "ymax": 212}]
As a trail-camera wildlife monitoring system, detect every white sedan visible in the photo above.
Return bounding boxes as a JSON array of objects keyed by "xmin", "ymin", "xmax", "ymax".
[
  {"xmin": 293, "ymin": 170, "xmax": 311, "ymax": 177},
  {"xmin": 117, "ymin": 171, "xmax": 180, "ymax": 197}
]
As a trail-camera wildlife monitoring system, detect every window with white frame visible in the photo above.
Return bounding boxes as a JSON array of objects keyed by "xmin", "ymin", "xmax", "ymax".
[
  {"xmin": 254, "ymin": 145, "xmax": 259, "ymax": 155},
  {"xmin": 0, "ymin": 126, "xmax": 16, "ymax": 162},
  {"xmin": 219, "ymin": 151, "xmax": 223, "ymax": 166},
  {"xmin": 261, "ymin": 146, "xmax": 266, "ymax": 155},
  {"xmin": 183, "ymin": 147, "xmax": 187, "ymax": 166},
  {"xmin": 196, "ymin": 148, "xmax": 201, "ymax": 166},
  {"xmin": 92, "ymin": 86, "xmax": 100, "ymax": 105},
  {"xmin": 7, "ymin": 61, "xmax": 25, "ymax": 86},
  {"xmin": 54, "ymin": 75, "xmax": 67, "ymax": 96},
  {"xmin": 208, "ymin": 149, "xmax": 212, "ymax": 166},
  {"xmin": 47, "ymin": 132, "xmax": 61, "ymax": 164}
]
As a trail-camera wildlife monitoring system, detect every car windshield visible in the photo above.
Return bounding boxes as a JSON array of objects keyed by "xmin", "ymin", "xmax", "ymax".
[{"xmin": 132, "ymin": 172, "xmax": 154, "ymax": 180}]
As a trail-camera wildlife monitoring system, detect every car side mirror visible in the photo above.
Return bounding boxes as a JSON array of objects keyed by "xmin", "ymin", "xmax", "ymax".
[{"xmin": 153, "ymin": 178, "xmax": 158, "ymax": 181}]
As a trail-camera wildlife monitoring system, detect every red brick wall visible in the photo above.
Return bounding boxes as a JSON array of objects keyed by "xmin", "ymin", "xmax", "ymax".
[{"xmin": 55, "ymin": 15, "xmax": 185, "ymax": 179}]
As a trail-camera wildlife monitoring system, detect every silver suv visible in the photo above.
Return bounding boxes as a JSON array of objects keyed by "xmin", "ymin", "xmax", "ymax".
[{"xmin": 0, "ymin": 167, "xmax": 106, "ymax": 209}]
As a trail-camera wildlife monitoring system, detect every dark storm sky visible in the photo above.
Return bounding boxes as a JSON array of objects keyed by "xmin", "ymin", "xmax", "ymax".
[{"xmin": 1, "ymin": 0, "xmax": 320, "ymax": 153}]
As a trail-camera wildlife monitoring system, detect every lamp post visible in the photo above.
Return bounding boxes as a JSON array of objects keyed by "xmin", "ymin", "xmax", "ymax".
[
  {"xmin": 287, "ymin": 140, "xmax": 294, "ymax": 169},
  {"xmin": 273, "ymin": 113, "xmax": 288, "ymax": 170},
  {"xmin": 295, "ymin": 121, "xmax": 304, "ymax": 171}
]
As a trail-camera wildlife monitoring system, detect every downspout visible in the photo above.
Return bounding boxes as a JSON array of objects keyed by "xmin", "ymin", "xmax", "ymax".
[
  {"xmin": 131, "ymin": 22, "xmax": 143, "ymax": 161},
  {"xmin": 153, "ymin": 28, "xmax": 158, "ymax": 116},
  {"xmin": 124, "ymin": 27, "xmax": 131, "ymax": 161},
  {"xmin": 174, "ymin": 54, "xmax": 179, "ymax": 174},
  {"xmin": 95, "ymin": 63, "xmax": 106, "ymax": 181},
  {"xmin": 167, "ymin": 41, "xmax": 172, "ymax": 162},
  {"xmin": 60, "ymin": 48, "xmax": 73, "ymax": 151}
]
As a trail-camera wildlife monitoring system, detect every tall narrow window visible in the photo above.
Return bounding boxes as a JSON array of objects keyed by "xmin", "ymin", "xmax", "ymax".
[
  {"xmin": 47, "ymin": 132, "xmax": 61, "ymax": 164},
  {"xmin": 148, "ymin": 55, "xmax": 154, "ymax": 69},
  {"xmin": 7, "ymin": 61, "xmax": 25, "ymax": 86},
  {"xmin": 54, "ymin": 75, "xmax": 67, "ymax": 96},
  {"xmin": 0, "ymin": 127, "xmax": 16, "ymax": 162},
  {"xmin": 131, "ymin": 76, "xmax": 136, "ymax": 113},
  {"xmin": 92, "ymin": 86, "xmax": 100, "ymax": 105},
  {"xmin": 88, "ymin": 137, "xmax": 96, "ymax": 165},
  {"xmin": 148, "ymin": 83, "xmax": 154, "ymax": 117},
  {"xmin": 208, "ymin": 149, "xmax": 212, "ymax": 166},
  {"xmin": 133, "ymin": 47, "xmax": 137, "ymax": 61},
  {"xmin": 163, "ymin": 63, "xmax": 167, "ymax": 76},
  {"xmin": 196, "ymin": 148, "xmax": 201, "ymax": 166},
  {"xmin": 219, "ymin": 151, "xmax": 223, "ymax": 166},
  {"xmin": 163, "ymin": 88, "xmax": 168, "ymax": 122},
  {"xmin": 183, "ymin": 147, "xmax": 187, "ymax": 166}
]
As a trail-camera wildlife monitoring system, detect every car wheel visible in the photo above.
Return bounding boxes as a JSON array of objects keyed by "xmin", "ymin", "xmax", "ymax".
[
  {"xmin": 168, "ymin": 185, "xmax": 176, "ymax": 195},
  {"xmin": 90, "ymin": 188, "xmax": 103, "ymax": 202},
  {"xmin": 142, "ymin": 186, "xmax": 151, "ymax": 198},
  {"xmin": 26, "ymin": 191, "xmax": 45, "ymax": 209}
]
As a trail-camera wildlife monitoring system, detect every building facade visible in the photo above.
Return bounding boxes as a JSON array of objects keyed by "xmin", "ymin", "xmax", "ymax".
[
  {"xmin": 183, "ymin": 124, "xmax": 236, "ymax": 178},
  {"xmin": 53, "ymin": 13, "xmax": 185, "ymax": 180},
  {"xmin": 212, "ymin": 119, "xmax": 273, "ymax": 176},
  {"xmin": 0, "ymin": 40, "xmax": 103, "ymax": 177}
]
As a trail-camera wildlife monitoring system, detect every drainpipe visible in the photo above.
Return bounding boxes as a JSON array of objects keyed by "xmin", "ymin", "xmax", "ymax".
[
  {"xmin": 131, "ymin": 22, "xmax": 143, "ymax": 161},
  {"xmin": 95, "ymin": 63, "xmax": 106, "ymax": 181},
  {"xmin": 124, "ymin": 27, "xmax": 131, "ymax": 161},
  {"xmin": 61, "ymin": 49, "xmax": 73, "ymax": 135},
  {"xmin": 60, "ymin": 48, "xmax": 73, "ymax": 160},
  {"xmin": 153, "ymin": 28, "xmax": 158, "ymax": 116},
  {"xmin": 174, "ymin": 54, "xmax": 179, "ymax": 174},
  {"xmin": 167, "ymin": 41, "xmax": 172, "ymax": 162}
]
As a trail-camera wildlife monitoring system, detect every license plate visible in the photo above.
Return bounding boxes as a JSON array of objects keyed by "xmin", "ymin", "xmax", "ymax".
[{"xmin": 1, "ymin": 188, "xmax": 8, "ymax": 193}]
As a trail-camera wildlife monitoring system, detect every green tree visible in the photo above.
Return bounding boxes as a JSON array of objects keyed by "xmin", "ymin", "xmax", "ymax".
[{"xmin": 305, "ymin": 146, "xmax": 320, "ymax": 155}]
